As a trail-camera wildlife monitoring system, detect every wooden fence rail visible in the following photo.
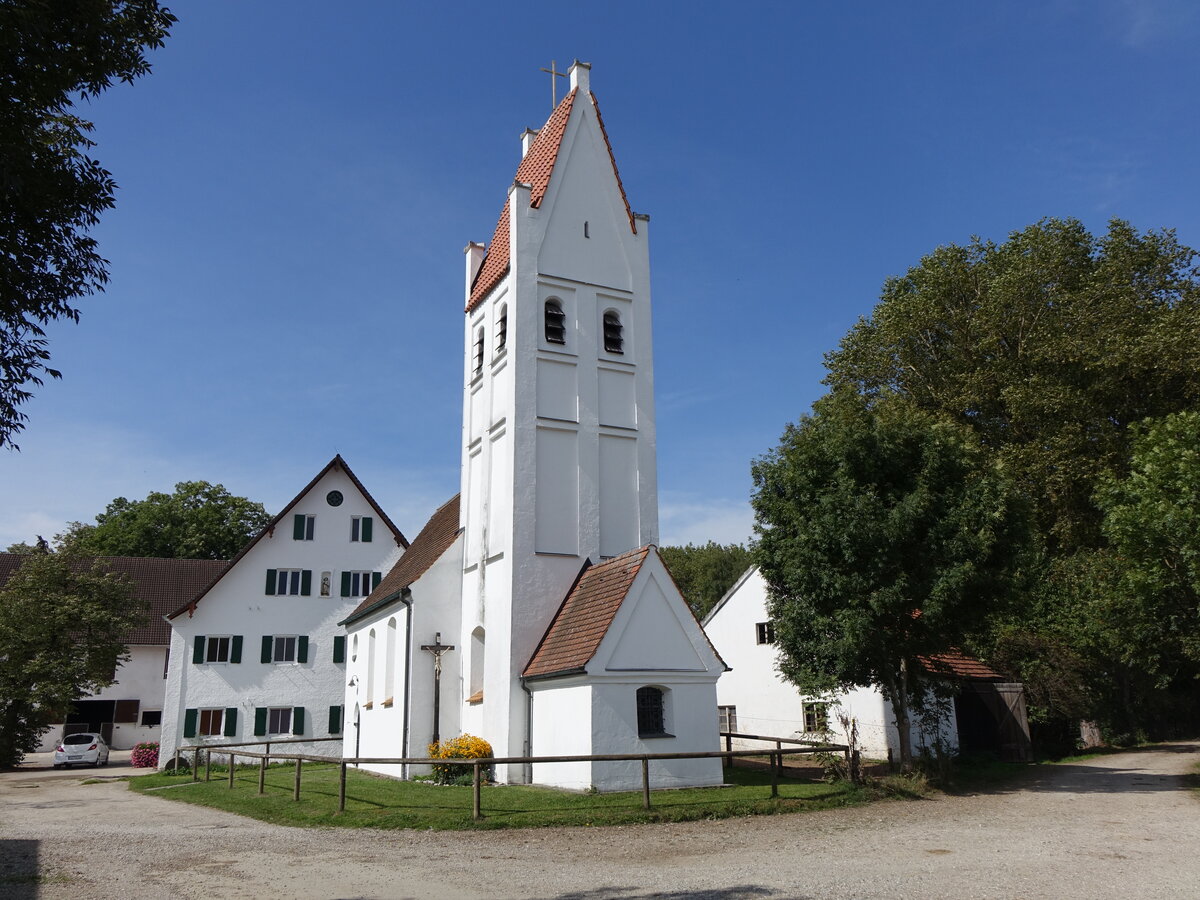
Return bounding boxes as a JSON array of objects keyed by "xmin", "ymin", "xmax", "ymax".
[{"xmin": 175, "ymin": 740, "xmax": 849, "ymax": 821}]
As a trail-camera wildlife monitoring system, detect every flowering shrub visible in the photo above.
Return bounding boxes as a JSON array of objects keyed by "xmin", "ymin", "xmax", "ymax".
[
  {"xmin": 428, "ymin": 734, "xmax": 493, "ymax": 785},
  {"xmin": 131, "ymin": 741, "xmax": 159, "ymax": 768}
]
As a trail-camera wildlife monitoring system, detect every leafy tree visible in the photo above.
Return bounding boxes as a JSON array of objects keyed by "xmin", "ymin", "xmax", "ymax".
[
  {"xmin": 0, "ymin": 0, "xmax": 176, "ymax": 449},
  {"xmin": 64, "ymin": 481, "xmax": 271, "ymax": 559},
  {"xmin": 751, "ymin": 397, "xmax": 1030, "ymax": 771},
  {"xmin": 0, "ymin": 552, "xmax": 145, "ymax": 767},
  {"xmin": 659, "ymin": 541, "xmax": 753, "ymax": 618}
]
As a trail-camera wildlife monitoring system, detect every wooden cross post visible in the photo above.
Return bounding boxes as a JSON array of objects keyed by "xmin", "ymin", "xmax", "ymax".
[
  {"xmin": 540, "ymin": 59, "xmax": 567, "ymax": 108},
  {"xmin": 420, "ymin": 632, "xmax": 455, "ymax": 745}
]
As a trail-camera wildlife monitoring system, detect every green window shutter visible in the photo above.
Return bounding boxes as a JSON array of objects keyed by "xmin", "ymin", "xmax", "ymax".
[
  {"xmin": 192, "ymin": 635, "xmax": 205, "ymax": 664},
  {"xmin": 372, "ymin": 571, "xmax": 382, "ymax": 589},
  {"xmin": 224, "ymin": 708, "xmax": 238, "ymax": 737},
  {"xmin": 298, "ymin": 636, "xmax": 309, "ymax": 664},
  {"xmin": 230, "ymin": 635, "xmax": 243, "ymax": 664},
  {"xmin": 340, "ymin": 571, "xmax": 351, "ymax": 597},
  {"xmin": 333, "ymin": 635, "xmax": 345, "ymax": 664},
  {"xmin": 254, "ymin": 707, "xmax": 267, "ymax": 737},
  {"xmin": 265, "ymin": 569, "xmax": 277, "ymax": 595},
  {"xmin": 293, "ymin": 514, "xmax": 306, "ymax": 540},
  {"xmin": 183, "ymin": 708, "xmax": 198, "ymax": 738},
  {"xmin": 328, "ymin": 705, "xmax": 342, "ymax": 734},
  {"xmin": 261, "ymin": 636, "xmax": 273, "ymax": 664},
  {"xmin": 361, "ymin": 516, "xmax": 373, "ymax": 542},
  {"xmin": 301, "ymin": 570, "xmax": 312, "ymax": 596},
  {"xmin": 292, "ymin": 707, "xmax": 305, "ymax": 736}
]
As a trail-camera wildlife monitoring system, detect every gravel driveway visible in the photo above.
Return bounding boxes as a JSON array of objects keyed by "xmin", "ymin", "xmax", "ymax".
[{"xmin": 1, "ymin": 742, "xmax": 1197, "ymax": 899}]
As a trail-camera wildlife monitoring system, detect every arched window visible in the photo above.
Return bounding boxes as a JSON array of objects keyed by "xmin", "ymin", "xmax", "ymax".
[
  {"xmin": 468, "ymin": 626, "xmax": 485, "ymax": 703},
  {"xmin": 636, "ymin": 686, "xmax": 668, "ymax": 737},
  {"xmin": 603, "ymin": 310, "xmax": 623, "ymax": 354},
  {"xmin": 351, "ymin": 633, "xmax": 358, "ymax": 662},
  {"xmin": 366, "ymin": 628, "xmax": 376, "ymax": 705},
  {"xmin": 473, "ymin": 326, "xmax": 485, "ymax": 378},
  {"xmin": 384, "ymin": 618, "xmax": 397, "ymax": 703},
  {"xmin": 544, "ymin": 299, "xmax": 566, "ymax": 345},
  {"xmin": 495, "ymin": 304, "xmax": 508, "ymax": 354}
]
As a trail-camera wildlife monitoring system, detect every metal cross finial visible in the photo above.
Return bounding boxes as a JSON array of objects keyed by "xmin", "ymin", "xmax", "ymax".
[{"xmin": 540, "ymin": 59, "xmax": 567, "ymax": 109}]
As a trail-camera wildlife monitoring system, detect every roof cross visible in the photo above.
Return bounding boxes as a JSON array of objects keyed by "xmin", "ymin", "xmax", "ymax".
[{"xmin": 540, "ymin": 59, "xmax": 567, "ymax": 109}]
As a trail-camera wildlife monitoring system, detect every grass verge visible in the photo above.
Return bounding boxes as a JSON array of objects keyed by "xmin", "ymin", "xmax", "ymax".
[{"xmin": 129, "ymin": 763, "xmax": 874, "ymax": 830}]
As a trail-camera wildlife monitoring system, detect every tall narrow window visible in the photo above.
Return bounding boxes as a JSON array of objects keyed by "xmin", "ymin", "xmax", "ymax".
[
  {"xmin": 603, "ymin": 310, "xmax": 623, "ymax": 354},
  {"xmin": 468, "ymin": 626, "xmax": 485, "ymax": 703},
  {"xmin": 544, "ymin": 299, "xmax": 566, "ymax": 344},
  {"xmin": 636, "ymin": 686, "xmax": 668, "ymax": 737},
  {"xmin": 496, "ymin": 304, "xmax": 508, "ymax": 353},
  {"xmin": 473, "ymin": 326, "xmax": 485, "ymax": 377},
  {"xmin": 366, "ymin": 628, "xmax": 376, "ymax": 706},
  {"xmin": 384, "ymin": 617, "xmax": 397, "ymax": 704}
]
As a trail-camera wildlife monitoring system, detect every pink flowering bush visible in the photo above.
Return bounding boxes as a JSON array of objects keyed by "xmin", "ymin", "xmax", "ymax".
[{"xmin": 131, "ymin": 741, "xmax": 159, "ymax": 768}]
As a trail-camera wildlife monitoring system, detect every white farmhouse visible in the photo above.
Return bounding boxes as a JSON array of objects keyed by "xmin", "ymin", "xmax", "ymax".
[
  {"xmin": 704, "ymin": 567, "xmax": 1032, "ymax": 762},
  {"xmin": 343, "ymin": 61, "xmax": 727, "ymax": 791},
  {"xmin": 159, "ymin": 456, "xmax": 405, "ymax": 762}
]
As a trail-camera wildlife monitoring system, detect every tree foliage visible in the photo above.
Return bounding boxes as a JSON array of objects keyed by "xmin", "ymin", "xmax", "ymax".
[
  {"xmin": 659, "ymin": 541, "xmax": 753, "ymax": 618},
  {"xmin": 751, "ymin": 397, "xmax": 1030, "ymax": 770},
  {"xmin": 0, "ymin": 552, "xmax": 145, "ymax": 767},
  {"xmin": 0, "ymin": 0, "xmax": 176, "ymax": 449}
]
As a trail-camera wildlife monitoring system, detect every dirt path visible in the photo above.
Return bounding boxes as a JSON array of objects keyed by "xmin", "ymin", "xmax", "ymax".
[{"xmin": 2, "ymin": 743, "xmax": 1197, "ymax": 899}]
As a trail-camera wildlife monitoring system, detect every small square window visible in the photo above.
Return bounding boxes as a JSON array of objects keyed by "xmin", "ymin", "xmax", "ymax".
[
  {"xmin": 198, "ymin": 708, "xmax": 224, "ymax": 736},
  {"xmin": 803, "ymin": 702, "xmax": 829, "ymax": 733},
  {"xmin": 275, "ymin": 569, "xmax": 302, "ymax": 595},
  {"xmin": 348, "ymin": 571, "xmax": 374, "ymax": 597},
  {"xmin": 205, "ymin": 636, "xmax": 231, "ymax": 663},
  {"xmin": 718, "ymin": 705, "xmax": 738, "ymax": 733},
  {"xmin": 350, "ymin": 516, "xmax": 373, "ymax": 543},
  {"xmin": 755, "ymin": 622, "xmax": 775, "ymax": 645},
  {"xmin": 268, "ymin": 707, "xmax": 292, "ymax": 735},
  {"xmin": 294, "ymin": 514, "xmax": 315, "ymax": 541},
  {"xmin": 274, "ymin": 636, "xmax": 297, "ymax": 663},
  {"xmin": 141, "ymin": 709, "xmax": 162, "ymax": 727}
]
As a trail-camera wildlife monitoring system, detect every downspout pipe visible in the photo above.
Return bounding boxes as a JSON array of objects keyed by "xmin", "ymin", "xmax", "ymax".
[
  {"xmin": 520, "ymin": 676, "xmax": 534, "ymax": 785},
  {"xmin": 400, "ymin": 586, "xmax": 414, "ymax": 781}
]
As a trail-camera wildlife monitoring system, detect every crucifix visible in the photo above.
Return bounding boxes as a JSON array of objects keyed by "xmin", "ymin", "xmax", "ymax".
[
  {"xmin": 540, "ymin": 59, "xmax": 567, "ymax": 109},
  {"xmin": 420, "ymin": 632, "xmax": 455, "ymax": 744}
]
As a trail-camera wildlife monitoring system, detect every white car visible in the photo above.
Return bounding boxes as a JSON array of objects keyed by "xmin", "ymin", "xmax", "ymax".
[{"xmin": 53, "ymin": 732, "xmax": 111, "ymax": 768}]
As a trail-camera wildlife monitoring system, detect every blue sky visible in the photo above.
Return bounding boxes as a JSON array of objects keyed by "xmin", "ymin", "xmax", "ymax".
[{"xmin": 3, "ymin": 0, "xmax": 1199, "ymax": 550}]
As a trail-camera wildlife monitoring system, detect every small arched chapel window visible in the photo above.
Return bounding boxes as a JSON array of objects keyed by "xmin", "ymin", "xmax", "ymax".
[
  {"xmin": 544, "ymin": 299, "xmax": 566, "ymax": 345},
  {"xmin": 603, "ymin": 310, "xmax": 623, "ymax": 354}
]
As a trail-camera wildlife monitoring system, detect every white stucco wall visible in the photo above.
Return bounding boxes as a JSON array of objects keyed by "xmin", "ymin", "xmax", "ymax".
[{"xmin": 160, "ymin": 465, "xmax": 403, "ymax": 766}]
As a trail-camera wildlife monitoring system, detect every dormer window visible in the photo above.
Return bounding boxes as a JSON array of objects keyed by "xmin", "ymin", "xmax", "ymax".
[
  {"xmin": 603, "ymin": 310, "xmax": 624, "ymax": 354},
  {"xmin": 545, "ymin": 299, "xmax": 566, "ymax": 345},
  {"xmin": 473, "ymin": 326, "xmax": 485, "ymax": 378}
]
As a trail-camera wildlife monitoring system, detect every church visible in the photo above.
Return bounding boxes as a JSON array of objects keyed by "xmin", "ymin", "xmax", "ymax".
[{"xmin": 340, "ymin": 61, "xmax": 727, "ymax": 791}]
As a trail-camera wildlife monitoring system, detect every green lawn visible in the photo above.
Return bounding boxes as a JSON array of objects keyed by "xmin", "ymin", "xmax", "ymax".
[{"xmin": 128, "ymin": 762, "xmax": 869, "ymax": 830}]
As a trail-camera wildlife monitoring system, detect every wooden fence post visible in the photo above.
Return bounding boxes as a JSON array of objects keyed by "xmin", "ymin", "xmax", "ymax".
[
  {"xmin": 228, "ymin": 753, "xmax": 235, "ymax": 788},
  {"xmin": 293, "ymin": 757, "xmax": 302, "ymax": 802},
  {"xmin": 192, "ymin": 749, "xmax": 199, "ymax": 782},
  {"xmin": 258, "ymin": 754, "xmax": 267, "ymax": 794},
  {"xmin": 205, "ymin": 749, "xmax": 212, "ymax": 782},
  {"xmin": 725, "ymin": 733, "xmax": 733, "ymax": 770},
  {"xmin": 770, "ymin": 752, "xmax": 779, "ymax": 798},
  {"xmin": 472, "ymin": 762, "xmax": 482, "ymax": 821},
  {"xmin": 642, "ymin": 757, "xmax": 651, "ymax": 810},
  {"xmin": 338, "ymin": 761, "xmax": 347, "ymax": 813},
  {"xmin": 173, "ymin": 747, "xmax": 180, "ymax": 774}
]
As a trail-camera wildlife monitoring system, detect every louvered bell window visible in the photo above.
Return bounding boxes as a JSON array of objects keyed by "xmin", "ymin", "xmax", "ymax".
[
  {"xmin": 603, "ymin": 310, "xmax": 623, "ymax": 353},
  {"xmin": 545, "ymin": 300, "xmax": 566, "ymax": 344}
]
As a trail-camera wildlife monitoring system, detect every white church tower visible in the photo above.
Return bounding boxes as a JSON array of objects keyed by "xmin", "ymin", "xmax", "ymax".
[{"xmin": 459, "ymin": 62, "xmax": 662, "ymax": 775}]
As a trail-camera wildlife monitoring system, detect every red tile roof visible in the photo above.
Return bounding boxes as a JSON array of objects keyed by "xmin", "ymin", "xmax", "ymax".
[
  {"xmin": 0, "ymin": 553, "xmax": 228, "ymax": 645},
  {"xmin": 919, "ymin": 649, "xmax": 1005, "ymax": 681},
  {"xmin": 523, "ymin": 546, "xmax": 650, "ymax": 679},
  {"xmin": 167, "ymin": 455, "xmax": 406, "ymax": 620},
  {"xmin": 466, "ymin": 89, "xmax": 637, "ymax": 312},
  {"xmin": 341, "ymin": 494, "xmax": 461, "ymax": 626}
]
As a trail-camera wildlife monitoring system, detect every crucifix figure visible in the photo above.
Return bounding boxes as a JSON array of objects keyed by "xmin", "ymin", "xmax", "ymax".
[
  {"xmin": 420, "ymin": 632, "xmax": 455, "ymax": 744},
  {"xmin": 540, "ymin": 59, "xmax": 567, "ymax": 109}
]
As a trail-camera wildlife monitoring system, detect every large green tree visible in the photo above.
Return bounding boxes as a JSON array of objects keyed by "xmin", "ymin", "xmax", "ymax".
[
  {"xmin": 751, "ymin": 397, "xmax": 1030, "ymax": 771},
  {"xmin": 659, "ymin": 541, "xmax": 753, "ymax": 618},
  {"xmin": 0, "ymin": 552, "xmax": 145, "ymax": 767},
  {"xmin": 0, "ymin": 0, "xmax": 175, "ymax": 449}
]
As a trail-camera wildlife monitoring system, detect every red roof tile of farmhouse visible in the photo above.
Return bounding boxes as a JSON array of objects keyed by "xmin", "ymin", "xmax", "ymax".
[
  {"xmin": 919, "ymin": 649, "xmax": 1004, "ymax": 681},
  {"xmin": 466, "ymin": 89, "xmax": 636, "ymax": 312},
  {"xmin": 523, "ymin": 546, "xmax": 650, "ymax": 679},
  {"xmin": 0, "ymin": 553, "xmax": 228, "ymax": 645},
  {"xmin": 341, "ymin": 494, "xmax": 461, "ymax": 625}
]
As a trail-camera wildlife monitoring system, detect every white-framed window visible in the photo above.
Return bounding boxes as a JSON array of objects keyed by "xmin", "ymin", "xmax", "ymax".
[
  {"xmin": 141, "ymin": 709, "xmax": 162, "ymax": 727},
  {"xmin": 268, "ymin": 707, "xmax": 292, "ymax": 735},
  {"xmin": 544, "ymin": 298, "xmax": 566, "ymax": 344},
  {"xmin": 272, "ymin": 569, "xmax": 305, "ymax": 595},
  {"xmin": 755, "ymin": 621, "xmax": 775, "ymax": 645},
  {"xmin": 205, "ymin": 636, "xmax": 231, "ymax": 663},
  {"xmin": 344, "ymin": 571, "xmax": 376, "ymax": 598},
  {"xmin": 636, "ymin": 685, "xmax": 672, "ymax": 738},
  {"xmin": 602, "ymin": 310, "xmax": 624, "ymax": 354},
  {"xmin": 198, "ymin": 708, "xmax": 224, "ymax": 736},
  {"xmin": 274, "ymin": 636, "xmax": 296, "ymax": 663},
  {"xmin": 803, "ymin": 702, "xmax": 829, "ymax": 733},
  {"xmin": 718, "ymin": 705, "xmax": 737, "ymax": 733},
  {"xmin": 350, "ymin": 516, "xmax": 373, "ymax": 543},
  {"xmin": 292, "ymin": 513, "xmax": 315, "ymax": 541}
]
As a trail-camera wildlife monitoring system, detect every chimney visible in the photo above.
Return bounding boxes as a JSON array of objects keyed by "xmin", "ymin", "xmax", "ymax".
[
  {"xmin": 464, "ymin": 242, "xmax": 485, "ymax": 292},
  {"xmin": 569, "ymin": 59, "xmax": 591, "ymax": 94},
  {"xmin": 520, "ymin": 127, "xmax": 540, "ymax": 158}
]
